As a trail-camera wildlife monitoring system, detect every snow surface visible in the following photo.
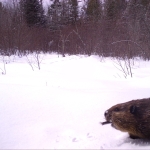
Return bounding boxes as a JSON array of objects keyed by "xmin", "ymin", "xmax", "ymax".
[{"xmin": 0, "ymin": 54, "xmax": 150, "ymax": 149}]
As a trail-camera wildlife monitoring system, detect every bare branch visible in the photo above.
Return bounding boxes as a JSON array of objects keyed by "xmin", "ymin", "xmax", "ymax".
[{"xmin": 111, "ymin": 40, "xmax": 144, "ymax": 51}]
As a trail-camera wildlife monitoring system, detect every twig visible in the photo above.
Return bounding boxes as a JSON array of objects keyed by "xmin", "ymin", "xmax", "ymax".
[{"xmin": 111, "ymin": 40, "xmax": 144, "ymax": 51}]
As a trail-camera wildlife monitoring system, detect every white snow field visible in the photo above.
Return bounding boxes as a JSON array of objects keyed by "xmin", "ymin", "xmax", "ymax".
[{"xmin": 0, "ymin": 54, "xmax": 150, "ymax": 149}]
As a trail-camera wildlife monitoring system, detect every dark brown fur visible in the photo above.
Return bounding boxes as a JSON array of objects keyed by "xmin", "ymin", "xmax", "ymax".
[{"xmin": 103, "ymin": 98, "xmax": 150, "ymax": 139}]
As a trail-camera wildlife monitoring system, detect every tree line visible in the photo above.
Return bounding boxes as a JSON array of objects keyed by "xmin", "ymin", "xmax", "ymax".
[{"xmin": 0, "ymin": 0, "xmax": 150, "ymax": 59}]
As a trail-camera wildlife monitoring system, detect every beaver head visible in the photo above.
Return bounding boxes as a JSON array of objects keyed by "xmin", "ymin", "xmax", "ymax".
[{"xmin": 103, "ymin": 98, "xmax": 150, "ymax": 139}]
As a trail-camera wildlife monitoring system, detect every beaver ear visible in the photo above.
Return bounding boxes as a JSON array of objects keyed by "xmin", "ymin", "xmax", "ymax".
[{"xmin": 130, "ymin": 105, "xmax": 137, "ymax": 114}]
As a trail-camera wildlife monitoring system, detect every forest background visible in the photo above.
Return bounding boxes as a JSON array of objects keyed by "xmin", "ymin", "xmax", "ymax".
[{"xmin": 0, "ymin": 0, "xmax": 150, "ymax": 59}]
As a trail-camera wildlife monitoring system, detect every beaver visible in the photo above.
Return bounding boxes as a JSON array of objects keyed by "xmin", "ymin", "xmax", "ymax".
[{"xmin": 101, "ymin": 98, "xmax": 150, "ymax": 139}]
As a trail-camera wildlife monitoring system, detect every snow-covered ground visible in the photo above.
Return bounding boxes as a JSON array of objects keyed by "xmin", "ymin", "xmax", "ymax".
[{"xmin": 0, "ymin": 54, "xmax": 150, "ymax": 149}]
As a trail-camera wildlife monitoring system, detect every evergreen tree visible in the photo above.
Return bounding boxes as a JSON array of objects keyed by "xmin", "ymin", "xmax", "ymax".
[
  {"xmin": 21, "ymin": 0, "xmax": 46, "ymax": 27},
  {"xmin": 0, "ymin": 2, "xmax": 2, "ymax": 10},
  {"xmin": 0, "ymin": 2, "xmax": 4, "ymax": 28},
  {"xmin": 124, "ymin": 0, "xmax": 150, "ymax": 22},
  {"xmin": 104, "ymin": 0, "xmax": 126, "ymax": 20},
  {"xmin": 0, "ymin": 2, "xmax": 2, "ymax": 18},
  {"xmin": 48, "ymin": 0, "xmax": 60, "ymax": 22},
  {"xmin": 86, "ymin": 0, "xmax": 102, "ymax": 21},
  {"xmin": 141, "ymin": 0, "xmax": 150, "ymax": 7},
  {"xmin": 0, "ymin": 2, "xmax": 2, "ymax": 31},
  {"xmin": 60, "ymin": 0, "xmax": 70, "ymax": 25},
  {"xmin": 48, "ymin": 0, "xmax": 79, "ymax": 26},
  {"xmin": 47, "ymin": 0, "xmax": 63, "ymax": 29},
  {"xmin": 69, "ymin": 0, "xmax": 78, "ymax": 24}
]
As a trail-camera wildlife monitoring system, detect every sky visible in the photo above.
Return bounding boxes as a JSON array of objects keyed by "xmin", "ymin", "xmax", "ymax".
[
  {"xmin": 0, "ymin": 0, "xmax": 51, "ymax": 7},
  {"xmin": 0, "ymin": 0, "xmax": 86, "ymax": 13},
  {"xmin": 0, "ymin": 0, "xmax": 85, "ymax": 10}
]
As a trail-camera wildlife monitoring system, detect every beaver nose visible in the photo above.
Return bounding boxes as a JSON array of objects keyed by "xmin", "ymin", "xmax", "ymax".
[{"xmin": 104, "ymin": 110, "xmax": 108, "ymax": 117}]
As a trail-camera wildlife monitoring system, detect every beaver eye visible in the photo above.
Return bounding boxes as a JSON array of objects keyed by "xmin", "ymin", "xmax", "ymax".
[
  {"xmin": 130, "ymin": 105, "xmax": 137, "ymax": 114},
  {"xmin": 114, "ymin": 107, "xmax": 119, "ymax": 111}
]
